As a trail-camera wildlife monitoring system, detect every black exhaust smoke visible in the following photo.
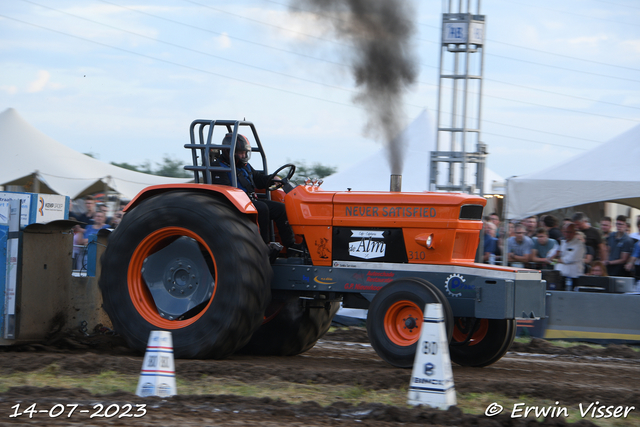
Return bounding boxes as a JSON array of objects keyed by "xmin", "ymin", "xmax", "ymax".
[{"xmin": 290, "ymin": 0, "xmax": 418, "ymax": 175}]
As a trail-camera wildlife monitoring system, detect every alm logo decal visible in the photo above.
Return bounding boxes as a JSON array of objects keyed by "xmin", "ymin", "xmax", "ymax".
[
  {"xmin": 445, "ymin": 273, "xmax": 469, "ymax": 297},
  {"xmin": 348, "ymin": 230, "xmax": 386, "ymax": 260}
]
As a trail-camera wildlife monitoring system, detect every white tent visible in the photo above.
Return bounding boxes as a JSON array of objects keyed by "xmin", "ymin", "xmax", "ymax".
[
  {"xmin": 0, "ymin": 108, "xmax": 189, "ymax": 200},
  {"xmin": 321, "ymin": 109, "xmax": 504, "ymax": 194},
  {"xmin": 505, "ymin": 123, "xmax": 640, "ymax": 220}
]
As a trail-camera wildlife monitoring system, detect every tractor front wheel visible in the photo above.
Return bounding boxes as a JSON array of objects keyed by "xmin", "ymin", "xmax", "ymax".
[
  {"xmin": 449, "ymin": 317, "xmax": 516, "ymax": 367},
  {"xmin": 99, "ymin": 191, "xmax": 271, "ymax": 359},
  {"xmin": 367, "ymin": 278, "xmax": 453, "ymax": 368}
]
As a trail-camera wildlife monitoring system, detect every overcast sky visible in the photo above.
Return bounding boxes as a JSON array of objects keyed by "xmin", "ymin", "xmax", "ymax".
[{"xmin": 1, "ymin": 0, "xmax": 639, "ymax": 182}]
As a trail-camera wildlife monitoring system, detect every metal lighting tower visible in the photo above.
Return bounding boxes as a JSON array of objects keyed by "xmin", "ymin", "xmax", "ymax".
[{"xmin": 431, "ymin": 0, "xmax": 487, "ymax": 195}]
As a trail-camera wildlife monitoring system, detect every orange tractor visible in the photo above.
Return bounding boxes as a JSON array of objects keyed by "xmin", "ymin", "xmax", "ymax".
[{"xmin": 99, "ymin": 120, "xmax": 545, "ymax": 368}]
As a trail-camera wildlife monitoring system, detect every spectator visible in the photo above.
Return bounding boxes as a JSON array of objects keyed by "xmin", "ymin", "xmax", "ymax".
[
  {"xmin": 72, "ymin": 195, "xmax": 97, "ymax": 229},
  {"xmin": 531, "ymin": 228, "xmax": 558, "ymax": 269},
  {"xmin": 575, "ymin": 231, "xmax": 594, "ymax": 271},
  {"xmin": 483, "ymin": 222, "xmax": 499, "ymax": 264},
  {"xmin": 624, "ymin": 240, "xmax": 640, "ymax": 281},
  {"xmin": 538, "ymin": 215, "xmax": 548, "ymax": 229},
  {"xmin": 68, "ymin": 203, "xmax": 78, "ymax": 222},
  {"xmin": 600, "ymin": 216, "xmax": 612, "ymax": 242},
  {"xmin": 572, "ymin": 212, "xmax": 605, "ymax": 260},
  {"xmin": 589, "ymin": 261, "xmax": 608, "ymax": 277},
  {"xmin": 109, "ymin": 209, "xmax": 124, "ymax": 228},
  {"xmin": 628, "ymin": 216, "xmax": 640, "ymax": 242},
  {"xmin": 627, "ymin": 217, "xmax": 640, "ymax": 280},
  {"xmin": 630, "ymin": 215, "xmax": 639, "ymax": 239},
  {"xmin": 97, "ymin": 203, "xmax": 112, "ymax": 225},
  {"xmin": 524, "ymin": 215, "xmax": 538, "ymax": 238},
  {"xmin": 605, "ymin": 215, "xmax": 634, "ymax": 276},
  {"xmin": 507, "ymin": 223, "xmax": 534, "ymax": 266},
  {"xmin": 552, "ymin": 223, "xmax": 585, "ymax": 287},
  {"xmin": 83, "ymin": 211, "xmax": 110, "ymax": 240},
  {"xmin": 562, "ymin": 217, "xmax": 573, "ymax": 229},
  {"xmin": 72, "ymin": 224, "xmax": 87, "ymax": 270},
  {"xmin": 543, "ymin": 215, "xmax": 563, "ymax": 244},
  {"xmin": 489, "ymin": 212, "xmax": 501, "ymax": 238}
]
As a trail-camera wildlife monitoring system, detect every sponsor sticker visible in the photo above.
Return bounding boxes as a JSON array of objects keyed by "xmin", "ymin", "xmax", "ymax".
[{"xmin": 349, "ymin": 230, "xmax": 386, "ymax": 259}]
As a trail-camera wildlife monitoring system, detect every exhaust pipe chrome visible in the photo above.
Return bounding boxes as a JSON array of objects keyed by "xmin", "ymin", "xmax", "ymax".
[{"xmin": 390, "ymin": 174, "xmax": 402, "ymax": 192}]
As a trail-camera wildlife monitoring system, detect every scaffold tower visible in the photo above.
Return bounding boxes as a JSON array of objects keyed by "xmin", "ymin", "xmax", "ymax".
[{"xmin": 430, "ymin": 0, "xmax": 487, "ymax": 195}]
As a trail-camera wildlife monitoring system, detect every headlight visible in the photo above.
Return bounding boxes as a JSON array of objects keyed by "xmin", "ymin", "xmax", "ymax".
[{"xmin": 426, "ymin": 234, "xmax": 433, "ymax": 249}]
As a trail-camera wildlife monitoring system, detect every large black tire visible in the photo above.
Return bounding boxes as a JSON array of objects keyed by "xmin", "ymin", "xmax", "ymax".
[
  {"xmin": 366, "ymin": 278, "xmax": 453, "ymax": 368},
  {"xmin": 99, "ymin": 191, "xmax": 271, "ymax": 359},
  {"xmin": 237, "ymin": 294, "xmax": 339, "ymax": 356},
  {"xmin": 449, "ymin": 318, "xmax": 516, "ymax": 367}
]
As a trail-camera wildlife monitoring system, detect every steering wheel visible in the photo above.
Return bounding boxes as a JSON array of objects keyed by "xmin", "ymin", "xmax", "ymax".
[{"xmin": 266, "ymin": 163, "xmax": 296, "ymax": 191}]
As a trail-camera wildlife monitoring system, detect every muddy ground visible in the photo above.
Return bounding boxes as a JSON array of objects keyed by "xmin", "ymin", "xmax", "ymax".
[{"xmin": 0, "ymin": 328, "xmax": 638, "ymax": 426}]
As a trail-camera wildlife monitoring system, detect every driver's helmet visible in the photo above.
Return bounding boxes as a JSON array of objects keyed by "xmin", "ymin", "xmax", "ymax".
[{"xmin": 221, "ymin": 133, "xmax": 251, "ymax": 167}]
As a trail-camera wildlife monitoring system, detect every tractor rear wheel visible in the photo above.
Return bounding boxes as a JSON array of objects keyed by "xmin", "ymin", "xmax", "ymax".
[
  {"xmin": 366, "ymin": 278, "xmax": 453, "ymax": 368},
  {"xmin": 99, "ymin": 191, "xmax": 271, "ymax": 359},
  {"xmin": 237, "ymin": 294, "xmax": 339, "ymax": 356},
  {"xmin": 449, "ymin": 317, "xmax": 516, "ymax": 367}
]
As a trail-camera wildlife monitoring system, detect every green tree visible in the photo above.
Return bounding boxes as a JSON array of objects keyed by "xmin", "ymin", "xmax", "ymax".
[
  {"xmin": 111, "ymin": 161, "xmax": 147, "ymax": 173},
  {"xmin": 154, "ymin": 156, "xmax": 190, "ymax": 178},
  {"xmin": 110, "ymin": 156, "xmax": 187, "ymax": 177},
  {"xmin": 285, "ymin": 160, "xmax": 337, "ymax": 185}
]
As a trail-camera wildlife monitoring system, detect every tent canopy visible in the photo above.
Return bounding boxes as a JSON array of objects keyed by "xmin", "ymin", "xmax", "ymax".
[
  {"xmin": 505, "ymin": 123, "xmax": 640, "ymax": 220},
  {"xmin": 321, "ymin": 109, "xmax": 503, "ymax": 194},
  {"xmin": 0, "ymin": 108, "xmax": 189, "ymax": 200}
]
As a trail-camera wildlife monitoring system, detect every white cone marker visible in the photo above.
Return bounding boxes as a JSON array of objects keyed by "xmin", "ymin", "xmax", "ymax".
[
  {"xmin": 407, "ymin": 303, "xmax": 456, "ymax": 409},
  {"xmin": 135, "ymin": 330, "xmax": 177, "ymax": 398}
]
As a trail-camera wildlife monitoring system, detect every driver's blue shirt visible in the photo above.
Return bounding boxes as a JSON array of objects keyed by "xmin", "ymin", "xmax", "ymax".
[
  {"xmin": 235, "ymin": 166, "xmax": 254, "ymax": 193},
  {"xmin": 212, "ymin": 158, "xmax": 268, "ymax": 195},
  {"xmin": 220, "ymin": 160, "xmax": 258, "ymax": 193}
]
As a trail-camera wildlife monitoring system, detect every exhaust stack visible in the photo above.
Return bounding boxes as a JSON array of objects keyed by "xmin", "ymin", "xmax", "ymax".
[{"xmin": 390, "ymin": 174, "xmax": 402, "ymax": 192}]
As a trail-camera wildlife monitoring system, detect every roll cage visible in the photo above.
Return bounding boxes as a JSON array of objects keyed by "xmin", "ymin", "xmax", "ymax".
[{"xmin": 183, "ymin": 119, "xmax": 270, "ymax": 190}]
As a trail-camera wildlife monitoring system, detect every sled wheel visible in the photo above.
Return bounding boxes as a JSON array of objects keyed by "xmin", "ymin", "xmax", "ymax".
[
  {"xmin": 237, "ymin": 294, "xmax": 339, "ymax": 356},
  {"xmin": 99, "ymin": 191, "xmax": 271, "ymax": 359},
  {"xmin": 367, "ymin": 278, "xmax": 453, "ymax": 368},
  {"xmin": 449, "ymin": 318, "xmax": 516, "ymax": 367}
]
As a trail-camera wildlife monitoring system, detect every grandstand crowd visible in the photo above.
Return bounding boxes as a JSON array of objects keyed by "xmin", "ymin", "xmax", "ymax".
[{"xmin": 482, "ymin": 212, "xmax": 640, "ymax": 285}]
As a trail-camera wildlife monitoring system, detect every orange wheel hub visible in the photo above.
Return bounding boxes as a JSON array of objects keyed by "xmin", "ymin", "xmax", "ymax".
[
  {"xmin": 128, "ymin": 227, "xmax": 217, "ymax": 329},
  {"xmin": 384, "ymin": 300, "xmax": 423, "ymax": 346},
  {"xmin": 452, "ymin": 318, "xmax": 488, "ymax": 346}
]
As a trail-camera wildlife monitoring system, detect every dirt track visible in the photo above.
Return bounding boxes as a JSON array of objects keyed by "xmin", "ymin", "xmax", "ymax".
[{"xmin": 0, "ymin": 328, "xmax": 638, "ymax": 426}]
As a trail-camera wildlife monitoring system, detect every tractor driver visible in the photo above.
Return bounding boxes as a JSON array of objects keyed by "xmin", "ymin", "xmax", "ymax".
[{"xmin": 213, "ymin": 133, "xmax": 297, "ymax": 255}]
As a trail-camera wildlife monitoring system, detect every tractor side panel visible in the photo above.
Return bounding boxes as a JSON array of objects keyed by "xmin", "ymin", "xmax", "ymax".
[
  {"xmin": 284, "ymin": 186, "xmax": 485, "ymax": 266},
  {"xmin": 284, "ymin": 186, "xmax": 334, "ymax": 266},
  {"xmin": 402, "ymin": 228, "xmax": 456, "ymax": 264},
  {"xmin": 332, "ymin": 191, "xmax": 485, "ymax": 264}
]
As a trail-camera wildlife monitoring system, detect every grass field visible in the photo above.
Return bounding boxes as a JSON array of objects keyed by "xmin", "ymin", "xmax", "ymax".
[{"xmin": 1, "ymin": 361, "xmax": 637, "ymax": 427}]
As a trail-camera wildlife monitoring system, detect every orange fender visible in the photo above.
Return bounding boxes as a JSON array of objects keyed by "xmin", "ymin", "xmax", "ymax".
[{"xmin": 124, "ymin": 184, "xmax": 258, "ymax": 220}]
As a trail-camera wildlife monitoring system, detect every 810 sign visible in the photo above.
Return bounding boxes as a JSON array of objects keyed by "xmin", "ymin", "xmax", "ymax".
[
  {"xmin": 423, "ymin": 341, "xmax": 438, "ymax": 355},
  {"xmin": 443, "ymin": 22, "xmax": 484, "ymax": 44}
]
